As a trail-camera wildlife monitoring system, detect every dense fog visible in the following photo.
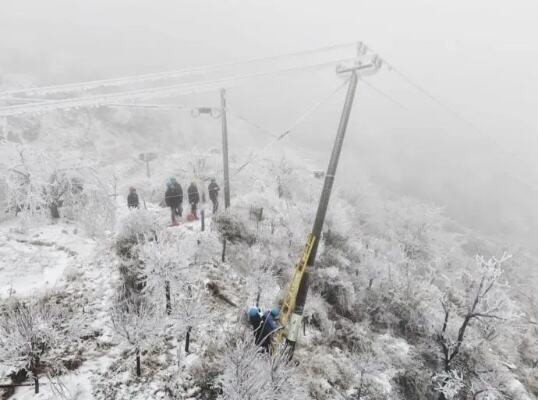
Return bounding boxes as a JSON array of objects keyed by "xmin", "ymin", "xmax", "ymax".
[
  {"xmin": 2, "ymin": 0, "xmax": 538, "ymax": 252},
  {"xmin": 1, "ymin": 2, "xmax": 538, "ymax": 399}
]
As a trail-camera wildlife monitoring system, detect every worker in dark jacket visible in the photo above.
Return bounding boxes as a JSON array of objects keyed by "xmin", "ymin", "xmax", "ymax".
[
  {"xmin": 248, "ymin": 307, "xmax": 262, "ymax": 336},
  {"xmin": 247, "ymin": 307, "xmax": 279, "ymax": 352},
  {"xmin": 127, "ymin": 187, "xmax": 139, "ymax": 209},
  {"xmin": 187, "ymin": 182, "xmax": 200, "ymax": 219},
  {"xmin": 208, "ymin": 178, "xmax": 220, "ymax": 213},
  {"xmin": 165, "ymin": 178, "xmax": 183, "ymax": 225}
]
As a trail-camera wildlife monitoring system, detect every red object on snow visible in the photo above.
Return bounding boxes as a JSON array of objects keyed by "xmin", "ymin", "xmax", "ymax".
[{"xmin": 186, "ymin": 213, "xmax": 196, "ymax": 222}]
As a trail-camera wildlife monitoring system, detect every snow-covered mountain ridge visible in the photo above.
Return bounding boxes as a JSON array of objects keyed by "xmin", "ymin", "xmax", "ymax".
[{"xmin": 0, "ymin": 107, "xmax": 536, "ymax": 400}]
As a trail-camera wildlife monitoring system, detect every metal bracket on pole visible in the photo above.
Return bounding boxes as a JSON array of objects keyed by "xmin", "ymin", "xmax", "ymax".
[
  {"xmin": 191, "ymin": 107, "xmax": 222, "ymax": 119},
  {"xmin": 336, "ymin": 56, "xmax": 382, "ymax": 76}
]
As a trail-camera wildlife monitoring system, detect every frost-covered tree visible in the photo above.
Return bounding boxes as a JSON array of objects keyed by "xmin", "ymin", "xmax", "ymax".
[
  {"xmin": 273, "ymin": 157, "xmax": 293, "ymax": 200},
  {"xmin": 245, "ymin": 244, "xmax": 279, "ymax": 308},
  {"xmin": 137, "ymin": 230, "xmax": 197, "ymax": 313},
  {"xmin": 219, "ymin": 331, "xmax": 304, "ymax": 400},
  {"xmin": 76, "ymin": 180, "xmax": 115, "ymax": 237},
  {"xmin": 0, "ymin": 296, "xmax": 68, "ymax": 393},
  {"xmin": 4, "ymin": 146, "xmax": 114, "ymax": 235},
  {"xmin": 109, "ymin": 291, "xmax": 163, "ymax": 377},
  {"xmin": 435, "ymin": 254, "xmax": 514, "ymax": 399},
  {"xmin": 170, "ymin": 282, "xmax": 206, "ymax": 361}
]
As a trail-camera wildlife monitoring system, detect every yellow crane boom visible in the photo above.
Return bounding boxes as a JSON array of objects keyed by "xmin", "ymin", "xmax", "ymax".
[{"xmin": 275, "ymin": 233, "xmax": 316, "ymax": 344}]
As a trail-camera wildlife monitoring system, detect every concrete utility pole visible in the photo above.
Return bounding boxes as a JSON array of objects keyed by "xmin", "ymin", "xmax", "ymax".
[
  {"xmin": 288, "ymin": 67, "xmax": 362, "ymax": 354},
  {"xmin": 1, "ymin": 117, "xmax": 6, "ymax": 139},
  {"xmin": 145, "ymin": 159, "xmax": 151, "ymax": 178},
  {"xmin": 139, "ymin": 152, "xmax": 157, "ymax": 178},
  {"xmin": 220, "ymin": 89, "xmax": 231, "ymax": 209}
]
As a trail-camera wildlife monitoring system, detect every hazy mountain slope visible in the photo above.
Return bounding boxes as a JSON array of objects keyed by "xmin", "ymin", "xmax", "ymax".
[{"xmin": 0, "ymin": 108, "xmax": 537, "ymax": 400}]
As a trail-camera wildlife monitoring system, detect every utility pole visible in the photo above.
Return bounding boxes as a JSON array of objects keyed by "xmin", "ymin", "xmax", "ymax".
[
  {"xmin": 139, "ymin": 152, "xmax": 157, "ymax": 179},
  {"xmin": 287, "ymin": 66, "xmax": 364, "ymax": 355},
  {"xmin": 1, "ymin": 116, "xmax": 6, "ymax": 139},
  {"xmin": 220, "ymin": 89, "xmax": 231, "ymax": 209}
]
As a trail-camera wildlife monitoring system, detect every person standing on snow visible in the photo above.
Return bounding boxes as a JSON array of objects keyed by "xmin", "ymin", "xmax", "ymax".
[
  {"xmin": 127, "ymin": 187, "xmax": 139, "ymax": 209},
  {"xmin": 187, "ymin": 181, "xmax": 200, "ymax": 219},
  {"xmin": 208, "ymin": 178, "xmax": 220, "ymax": 213},
  {"xmin": 165, "ymin": 178, "xmax": 183, "ymax": 225}
]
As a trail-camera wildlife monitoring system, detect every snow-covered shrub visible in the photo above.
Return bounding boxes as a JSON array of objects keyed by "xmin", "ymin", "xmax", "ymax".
[
  {"xmin": 384, "ymin": 198, "xmax": 445, "ymax": 262},
  {"xmin": 433, "ymin": 370, "xmax": 464, "ymax": 400},
  {"xmin": 78, "ymin": 184, "xmax": 115, "ymax": 237},
  {"xmin": 218, "ymin": 331, "xmax": 270, "ymax": 400},
  {"xmin": 303, "ymin": 293, "xmax": 331, "ymax": 335},
  {"xmin": 5, "ymin": 163, "xmax": 49, "ymax": 230},
  {"xmin": 394, "ymin": 369, "xmax": 432, "ymax": 400},
  {"xmin": 312, "ymin": 265, "xmax": 356, "ymax": 321},
  {"xmin": 329, "ymin": 319, "xmax": 373, "ymax": 354},
  {"xmin": 117, "ymin": 209, "xmax": 156, "ymax": 242},
  {"xmin": 212, "ymin": 209, "xmax": 256, "ymax": 245},
  {"xmin": 0, "ymin": 175, "xmax": 10, "ymax": 222},
  {"xmin": 218, "ymin": 330, "xmax": 305, "ymax": 400},
  {"xmin": 114, "ymin": 209, "xmax": 157, "ymax": 258},
  {"xmin": 4, "ymin": 148, "xmax": 81, "ymax": 222},
  {"xmin": 0, "ymin": 294, "xmax": 75, "ymax": 394}
]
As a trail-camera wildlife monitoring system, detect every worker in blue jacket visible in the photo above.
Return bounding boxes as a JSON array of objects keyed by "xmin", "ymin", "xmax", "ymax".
[{"xmin": 247, "ymin": 307, "xmax": 280, "ymax": 352}]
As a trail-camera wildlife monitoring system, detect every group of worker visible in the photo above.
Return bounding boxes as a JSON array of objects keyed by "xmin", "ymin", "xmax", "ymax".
[
  {"xmin": 126, "ymin": 177, "xmax": 221, "ymax": 225},
  {"xmin": 247, "ymin": 306, "xmax": 280, "ymax": 352}
]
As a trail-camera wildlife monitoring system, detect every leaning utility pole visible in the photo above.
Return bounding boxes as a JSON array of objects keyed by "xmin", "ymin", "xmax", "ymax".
[
  {"xmin": 286, "ymin": 62, "xmax": 375, "ymax": 355},
  {"xmin": 220, "ymin": 89, "xmax": 231, "ymax": 209}
]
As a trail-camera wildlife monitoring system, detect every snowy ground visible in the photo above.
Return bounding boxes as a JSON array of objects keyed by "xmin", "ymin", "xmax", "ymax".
[
  {"xmin": 1, "ymin": 200, "xmax": 215, "ymax": 400},
  {"xmin": 1, "ymin": 150, "xmax": 536, "ymax": 400},
  {"xmin": 0, "ymin": 221, "xmax": 96, "ymax": 299}
]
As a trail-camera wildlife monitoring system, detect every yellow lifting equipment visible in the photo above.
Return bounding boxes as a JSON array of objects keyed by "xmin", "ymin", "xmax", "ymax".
[{"xmin": 275, "ymin": 233, "xmax": 316, "ymax": 344}]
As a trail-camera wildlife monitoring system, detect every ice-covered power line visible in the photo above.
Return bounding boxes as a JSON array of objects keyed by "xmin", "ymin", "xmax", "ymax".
[
  {"xmin": 363, "ymin": 43, "xmax": 493, "ymax": 135},
  {"xmin": 0, "ymin": 57, "xmax": 364, "ymax": 117},
  {"xmin": 233, "ymin": 77, "xmax": 351, "ymax": 175},
  {"xmin": 361, "ymin": 43, "xmax": 538, "ymax": 194},
  {"xmin": 0, "ymin": 42, "xmax": 360, "ymax": 99},
  {"xmin": 358, "ymin": 78, "xmax": 408, "ymax": 110},
  {"xmin": 225, "ymin": 108, "xmax": 280, "ymax": 139}
]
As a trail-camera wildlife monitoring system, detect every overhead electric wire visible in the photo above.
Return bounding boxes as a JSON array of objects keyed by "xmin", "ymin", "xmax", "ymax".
[
  {"xmin": 232, "ymin": 77, "xmax": 351, "ymax": 175},
  {"xmin": 0, "ymin": 57, "xmax": 358, "ymax": 117},
  {"xmin": 107, "ymin": 103, "xmax": 191, "ymax": 111},
  {"xmin": 225, "ymin": 109, "xmax": 280, "ymax": 139},
  {"xmin": 364, "ymin": 43, "xmax": 501, "ymax": 140},
  {"xmin": 363, "ymin": 43, "xmax": 538, "ymax": 193},
  {"xmin": 358, "ymin": 78, "xmax": 409, "ymax": 111},
  {"xmin": 385, "ymin": 61, "xmax": 486, "ymax": 134},
  {"xmin": 0, "ymin": 42, "xmax": 359, "ymax": 98}
]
